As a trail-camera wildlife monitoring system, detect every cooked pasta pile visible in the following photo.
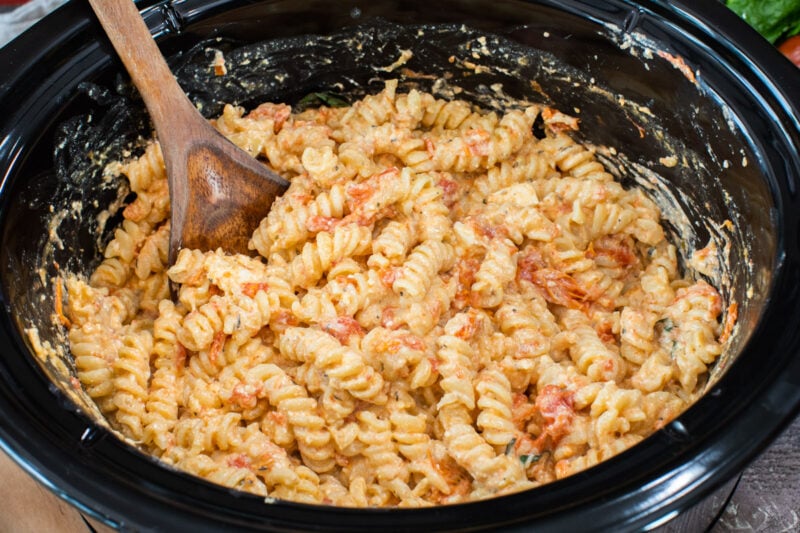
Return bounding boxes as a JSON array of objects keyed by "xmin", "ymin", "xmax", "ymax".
[{"xmin": 63, "ymin": 80, "xmax": 725, "ymax": 506}]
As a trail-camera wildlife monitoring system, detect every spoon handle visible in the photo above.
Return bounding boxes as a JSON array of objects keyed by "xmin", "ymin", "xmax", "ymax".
[{"xmin": 87, "ymin": 0, "xmax": 200, "ymax": 141}]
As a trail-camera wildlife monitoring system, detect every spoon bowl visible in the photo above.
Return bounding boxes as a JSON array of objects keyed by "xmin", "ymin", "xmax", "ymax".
[{"xmin": 87, "ymin": 0, "xmax": 290, "ymax": 262}]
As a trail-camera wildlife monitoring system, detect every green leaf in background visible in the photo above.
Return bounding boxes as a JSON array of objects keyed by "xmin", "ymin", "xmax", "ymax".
[{"xmin": 726, "ymin": 0, "xmax": 800, "ymax": 44}]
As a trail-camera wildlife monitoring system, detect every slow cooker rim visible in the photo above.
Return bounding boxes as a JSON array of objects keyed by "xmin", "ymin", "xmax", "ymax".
[{"xmin": 0, "ymin": 0, "xmax": 799, "ymax": 531}]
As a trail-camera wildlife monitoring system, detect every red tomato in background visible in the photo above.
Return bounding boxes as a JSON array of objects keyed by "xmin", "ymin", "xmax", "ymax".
[{"xmin": 779, "ymin": 35, "xmax": 800, "ymax": 68}]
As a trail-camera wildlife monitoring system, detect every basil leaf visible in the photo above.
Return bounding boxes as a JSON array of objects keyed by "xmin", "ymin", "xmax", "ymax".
[
  {"xmin": 726, "ymin": 0, "xmax": 800, "ymax": 44},
  {"xmin": 520, "ymin": 454, "xmax": 541, "ymax": 467},
  {"xmin": 656, "ymin": 318, "xmax": 675, "ymax": 332},
  {"xmin": 505, "ymin": 438, "xmax": 517, "ymax": 455},
  {"xmin": 297, "ymin": 91, "xmax": 349, "ymax": 109}
]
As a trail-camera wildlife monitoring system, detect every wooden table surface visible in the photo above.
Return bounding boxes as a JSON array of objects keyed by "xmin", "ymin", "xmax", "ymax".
[
  {"xmin": 2, "ymin": 414, "xmax": 798, "ymax": 532},
  {"xmin": 713, "ymin": 415, "xmax": 800, "ymax": 532}
]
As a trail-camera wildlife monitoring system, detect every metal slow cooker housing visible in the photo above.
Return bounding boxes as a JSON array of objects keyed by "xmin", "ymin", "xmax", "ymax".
[{"xmin": 1, "ymin": 0, "xmax": 800, "ymax": 531}]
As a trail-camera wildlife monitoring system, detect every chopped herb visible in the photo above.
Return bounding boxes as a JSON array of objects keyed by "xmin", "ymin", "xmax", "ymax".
[
  {"xmin": 520, "ymin": 454, "xmax": 541, "ymax": 467},
  {"xmin": 656, "ymin": 317, "xmax": 675, "ymax": 332},
  {"xmin": 505, "ymin": 438, "xmax": 517, "ymax": 455},
  {"xmin": 297, "ymin": 91, "xmax": 349, "ymax": 109}
]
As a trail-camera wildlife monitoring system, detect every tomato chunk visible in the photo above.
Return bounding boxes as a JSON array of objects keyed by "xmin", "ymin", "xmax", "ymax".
[{"xmin": 779, "ymin": 35, "xmax": 800, "ymax": 68}]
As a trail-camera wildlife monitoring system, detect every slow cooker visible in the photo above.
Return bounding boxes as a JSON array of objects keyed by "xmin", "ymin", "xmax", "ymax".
[{"xmin": 1, "ymin": 0, "xmax": 799, "ymax": 531}]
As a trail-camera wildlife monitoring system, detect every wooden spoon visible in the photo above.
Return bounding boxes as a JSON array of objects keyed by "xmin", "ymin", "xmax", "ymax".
[{"xmin": 87, "ymin": 0, "xmax": 290, "ymax": 263}]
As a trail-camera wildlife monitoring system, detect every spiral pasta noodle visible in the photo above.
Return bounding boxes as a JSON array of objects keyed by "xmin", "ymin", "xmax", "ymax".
[{"xmin": 59, "ymin": 79, "xmax": 729, "ymax": 507}]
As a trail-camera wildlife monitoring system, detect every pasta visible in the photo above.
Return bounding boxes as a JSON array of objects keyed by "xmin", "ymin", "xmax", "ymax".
[{"xmin": 60, "ymin": 80, "xmax": 730, "ymax": 506}]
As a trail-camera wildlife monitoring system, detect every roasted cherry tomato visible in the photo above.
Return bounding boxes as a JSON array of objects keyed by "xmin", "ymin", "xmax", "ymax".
[{"xmin": 778, "ymin": 35, "xmax": 800, "ymax": 68}]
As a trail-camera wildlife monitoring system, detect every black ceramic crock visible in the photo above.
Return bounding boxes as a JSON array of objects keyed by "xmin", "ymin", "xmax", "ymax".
[{"xmin": 1, "ymin": 1, "xmax": 799, "ymax": 531}]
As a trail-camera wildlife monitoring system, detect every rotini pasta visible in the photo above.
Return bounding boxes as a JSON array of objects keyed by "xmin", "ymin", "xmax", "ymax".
[{"xmin": 62, "ymin": 80, "xmax": 729, "ymax": 507}]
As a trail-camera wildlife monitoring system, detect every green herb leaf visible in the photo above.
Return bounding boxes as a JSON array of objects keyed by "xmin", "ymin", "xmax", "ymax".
[
  {"xmin": 297, "ymin": 91, "xmax": 349, "ymax": 109},
  {"xmin": 505, "ymin": 438, "xmax": 517, "ymax": 455},
  {"xmin": 656, "ymin": 317, "xmax": 675, "ymax": 332},
  {"xmin": 520, "ymin": 454, "xmax": 541, "ymax": 467},
  {"xmin": 726, "ymin": 0, "xmax": 800, "ymax": 44}
]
